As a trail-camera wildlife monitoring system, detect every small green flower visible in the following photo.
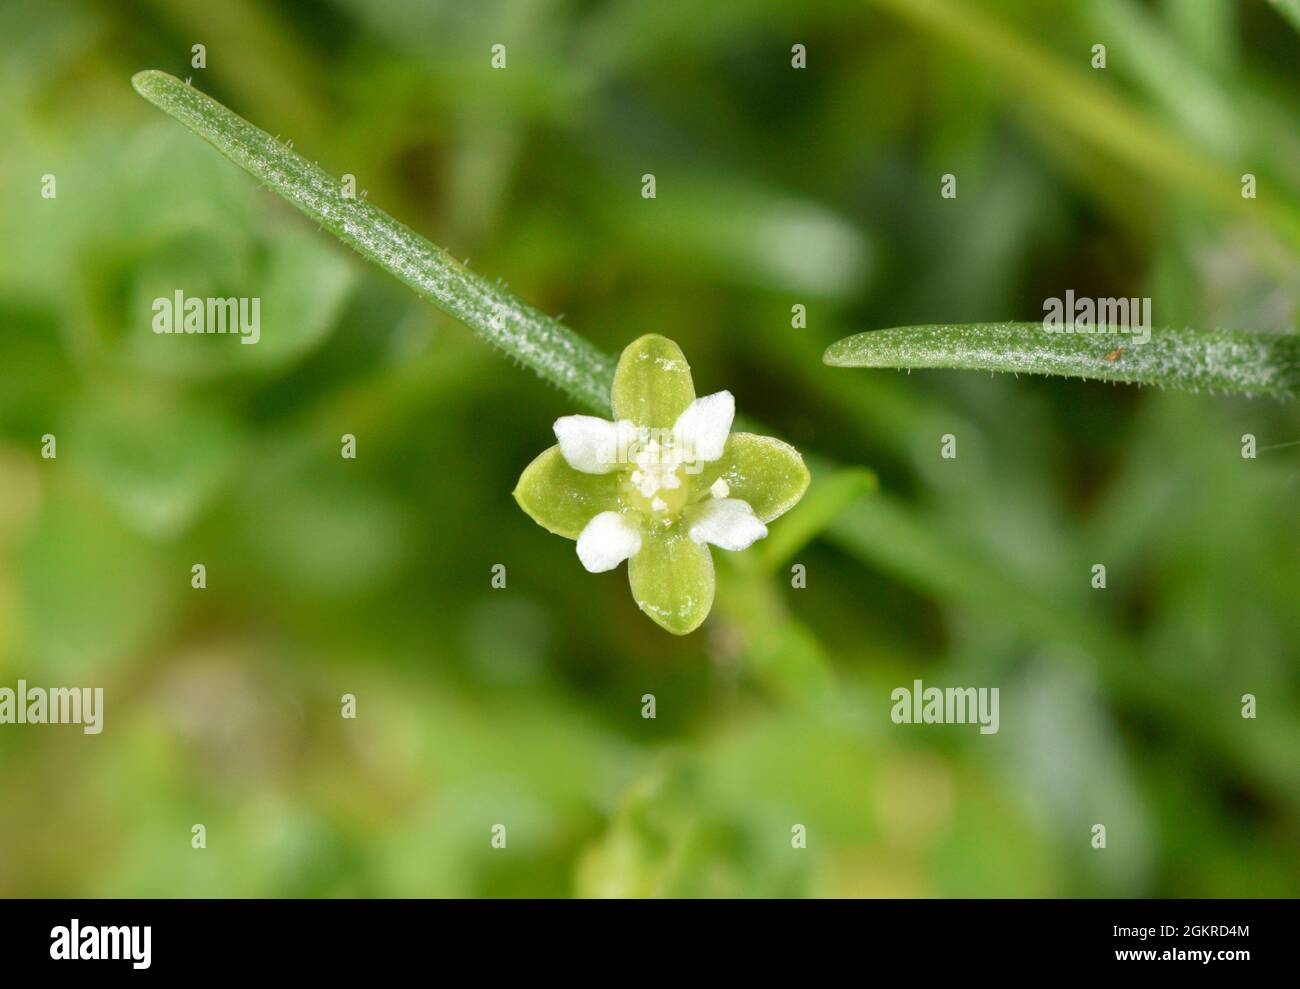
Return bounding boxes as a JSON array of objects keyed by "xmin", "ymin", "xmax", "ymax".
[{"xmin": 514, "ymin": 334, "xmax": 810, "ymax": 635}]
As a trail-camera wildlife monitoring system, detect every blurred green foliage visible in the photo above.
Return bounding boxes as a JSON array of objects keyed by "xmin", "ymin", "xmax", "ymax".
[{"xmin": 0, "ymin": 0, "xmax": 1297, "ymax": 897}]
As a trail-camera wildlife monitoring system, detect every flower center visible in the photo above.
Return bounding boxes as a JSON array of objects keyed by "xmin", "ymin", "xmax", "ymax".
[{"xmin": 623, "ymin": 438, "xmax": 691, "ymax": 515}]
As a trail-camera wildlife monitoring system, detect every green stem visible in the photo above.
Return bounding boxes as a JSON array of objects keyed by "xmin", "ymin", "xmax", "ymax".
[{"xmin": 132, "ymin": 70, "xmax": 616, "ymax": 413}]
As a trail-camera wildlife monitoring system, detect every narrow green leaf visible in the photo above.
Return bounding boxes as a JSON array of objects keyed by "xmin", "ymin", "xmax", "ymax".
[
  {"xmin": 824, "ymin": 323, "xmax": 1300, "ymax": 398},
  {"xmin": 131, "ymin": 70, "xmax": 616, "ymax": 413}
]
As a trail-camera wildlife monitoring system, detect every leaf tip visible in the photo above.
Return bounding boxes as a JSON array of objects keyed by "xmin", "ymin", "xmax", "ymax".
[
  {"xmin": 131, "ymin": 69, "xmax": 173, "ymax": 103},
  {"xmin": 822, "ymin": 334, "xmax": 865, "ymax": 366}
]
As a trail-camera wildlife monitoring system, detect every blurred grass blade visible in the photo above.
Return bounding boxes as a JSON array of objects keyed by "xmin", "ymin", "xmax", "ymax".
[
  {"xmin": 826, "ymin": 493, "xmax": 1300, "ymax": 815},
  {"xmin": 714, "ymin": 565, "xmax": 836, "ymax": 703},
  {"xmin": 756, "ymin": 465, "xmax": 876, "ymax": 572},
  {"xmin": 1272, "ymin": 0, "xmax": 1300, "ymax": 34},
  {"xmin": 1088, "ymin": 0, "xmax": 1239, "ymax": 156},
  {"xmin": 131, "ymin": 70, "xmax": 616, "ymax": 414},
  {"xmin": 824, "ymin": 323, "xmax": 1300, "ymax": 398},
  {"xmin": 871, "ymin": 0, "xmax": 1300, "ymax": 250}
]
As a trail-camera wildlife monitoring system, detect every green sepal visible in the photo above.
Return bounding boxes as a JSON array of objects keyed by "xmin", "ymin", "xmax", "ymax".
[
  {"xmin": 696, "ymin": 432, "xmax": 810, "ymax": 523},
  {"xmin": 612, "ymin": 334, "xmax": 696, "ymax": 430},
  {"xmin": 513, "ymin": 446, "xmax": 624, "ymax": 540},
  {"xmin": 628, "ymin": 522, "xmax": 715, "ymax": 635}
]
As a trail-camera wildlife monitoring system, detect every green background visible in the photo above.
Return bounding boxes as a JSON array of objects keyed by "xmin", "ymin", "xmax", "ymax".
[{"xmin": 0, "ymin": 0, "xmax": 1297, "ymax": 897}]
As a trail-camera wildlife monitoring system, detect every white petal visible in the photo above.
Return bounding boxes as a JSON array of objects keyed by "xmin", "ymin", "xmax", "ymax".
[
  {"xmin": 686, "ymin": 498, "xmax": 767, "ymax": 551},
  {"xmin": 673, "ymin": 391, "xmax": 734, "ymax": 465},
  {"xmin": 553, "ymin": 416, "xmax": 633, "ymax": 474},
  {"xmin": 576, "ymin": 511, "xmax": 642, "ymax": 572}
]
